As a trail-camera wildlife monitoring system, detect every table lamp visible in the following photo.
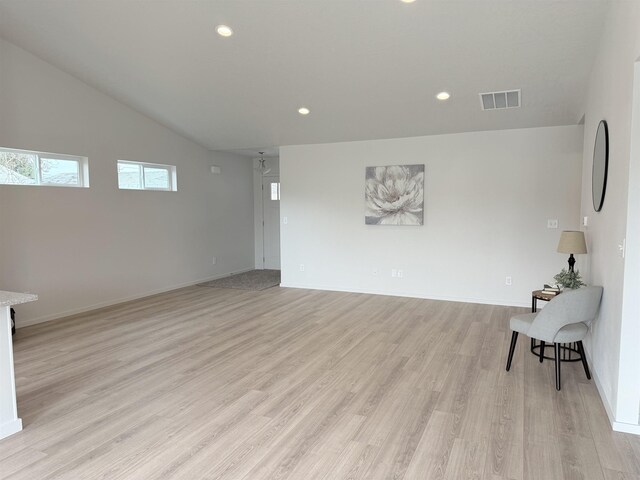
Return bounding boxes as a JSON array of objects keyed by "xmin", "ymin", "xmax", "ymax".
[{"xmin": 557, "ymin": 230, "xmax": 587, "ymax": 272}]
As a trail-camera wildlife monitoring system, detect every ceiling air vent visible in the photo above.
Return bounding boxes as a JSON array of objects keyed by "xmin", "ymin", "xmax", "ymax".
[{"xmin": 480, "ymin": 89, "xmax": 521, "ymax": 110}]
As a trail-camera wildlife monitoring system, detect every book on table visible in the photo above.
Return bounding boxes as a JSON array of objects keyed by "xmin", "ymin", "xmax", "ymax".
[{"xmin": 542, "ymin": 284, "xmax": 561, "ymax": 295}]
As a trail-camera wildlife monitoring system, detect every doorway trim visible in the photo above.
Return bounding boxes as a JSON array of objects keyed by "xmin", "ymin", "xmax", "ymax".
[
  {"xmin": 260, "ymin": 173, "xmax": 280, "ymax": 269},
  {"xmin": 253, "ymin": 156, "xmax": 280, "ymax": 269},
  {"xmin": 615, "ymin": 59, "xmax": 640, "ymax": 431}
]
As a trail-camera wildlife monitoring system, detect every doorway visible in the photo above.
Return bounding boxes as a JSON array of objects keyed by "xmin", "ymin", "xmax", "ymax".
[{"xmin": 261, "ymin": 175, "xmax": 280, "ymax": 270}]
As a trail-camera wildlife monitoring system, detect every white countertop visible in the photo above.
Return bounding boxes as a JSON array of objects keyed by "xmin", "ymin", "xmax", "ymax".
[{"xmin": 0, "ymin": 291, "xmax": 38, "ymax": 307}]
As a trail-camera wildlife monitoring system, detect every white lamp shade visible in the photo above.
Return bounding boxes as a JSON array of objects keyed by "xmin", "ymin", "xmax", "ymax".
[{"xmin": 557, "ymin": 230, "xmax": 587, "ymax": 254}]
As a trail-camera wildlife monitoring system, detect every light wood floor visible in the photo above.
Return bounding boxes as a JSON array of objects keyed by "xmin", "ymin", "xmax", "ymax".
[{"xmin": 1, "ymin": 286, "xmax": 639, "ymax": 480}]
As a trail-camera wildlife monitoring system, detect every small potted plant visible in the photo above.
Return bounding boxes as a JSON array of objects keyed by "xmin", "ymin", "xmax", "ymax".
[{"xmin": 553, "ymin": 268, "xmax": 586, "ymax": 290}]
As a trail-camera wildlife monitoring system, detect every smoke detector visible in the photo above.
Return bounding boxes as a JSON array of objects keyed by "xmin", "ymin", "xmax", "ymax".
[{"xmin": 480, "ymin": 89, "xmax": 521, "ymax": 110}]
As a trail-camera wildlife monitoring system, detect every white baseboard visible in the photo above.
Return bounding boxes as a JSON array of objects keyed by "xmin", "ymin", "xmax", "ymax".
[
  {"xmin": 590, "ymin": 359, "xmax": 618, "ymax": 427},
  {"xmin": 586, "ymin": 349, "xmax": 640, "ymax": 436},
  {"xmin": 611, "ymin": 420, "xmax": 640, "ymax": 435},
  {"xmin": 0, "ymin": 418, "xmax": 22, "ymax": 440},
  {"xmin": 279, "ymin": 282, "xmax": 530, "ymax": 308},
  {"xmin": 17, "ymin": 267, "xmax": 255, "ymax": 329}
]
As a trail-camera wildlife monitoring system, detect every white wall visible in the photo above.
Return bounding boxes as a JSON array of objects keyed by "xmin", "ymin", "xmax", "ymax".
[
  {"xmin": 0, "ymin": 38, "xmax": 255, "ymax": 326},
  {"xmin": 280, "ymin": 125, "xmax": 583, "ymax": 307},
  {"xmin": 624, "ymin": 62, "xmax": 640, "ymax": 430},
  {"xmin": 579, "ymin": 1, "xmax": 640, "ymax": 431},
  {"xmin": 253, "ymin": 157, "xmax": 280, "ymax": 269}
]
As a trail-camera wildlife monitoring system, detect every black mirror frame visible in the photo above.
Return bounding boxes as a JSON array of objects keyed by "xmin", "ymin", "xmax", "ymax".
[{"xmin": 592, "ymin": 120, "xmax": 609, "ymax": 212}]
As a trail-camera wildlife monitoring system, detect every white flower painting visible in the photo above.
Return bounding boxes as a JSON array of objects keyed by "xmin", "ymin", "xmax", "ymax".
[{"xmin": 365, "ymin": 164, "xmax": 425, "ymax": 225}]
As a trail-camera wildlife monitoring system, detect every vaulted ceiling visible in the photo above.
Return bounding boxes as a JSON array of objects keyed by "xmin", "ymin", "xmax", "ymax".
[{"xmin": 0, "ymin": 0, "xmax": 608, "ymax": 155}]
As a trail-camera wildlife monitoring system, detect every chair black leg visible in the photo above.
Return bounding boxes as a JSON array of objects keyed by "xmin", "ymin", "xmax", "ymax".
[
  {"xmin": 577, "ymin": 341, "xmax": 591, "ymax": 380},
  {"xmin": 506, "ymin": 331, "xmax": 519, "ymax": 372},
  {"xmin": 539, "ymin": 341, "xmax": 545, "ymax": 363},
  {"xmin": 555, "ymin": 343, "xmax": 562, "ymax": 391}
]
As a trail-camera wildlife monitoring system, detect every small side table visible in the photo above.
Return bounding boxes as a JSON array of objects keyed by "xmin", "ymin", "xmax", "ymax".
[
  {"xmin": 531, "ymin": 289, "xmax": 557, "ymax": 312},
  {"xmin": 530, "ymin": 289, "xmax": 582, "ymax": 362}
]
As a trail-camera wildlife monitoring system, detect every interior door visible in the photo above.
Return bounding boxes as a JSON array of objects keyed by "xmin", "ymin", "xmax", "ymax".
[{"xmin": 262, "ymin": 176, "xmax": 281, "ymax": 270}]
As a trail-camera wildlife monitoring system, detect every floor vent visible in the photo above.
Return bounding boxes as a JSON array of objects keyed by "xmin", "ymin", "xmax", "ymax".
[{"xmin": 480, "ymin": 89, "xmax": 521, "ymax": 110}]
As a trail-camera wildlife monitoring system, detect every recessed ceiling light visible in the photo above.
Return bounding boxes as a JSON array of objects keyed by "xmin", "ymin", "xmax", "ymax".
[
  {"xmin": 298, "ymin": 107, "xmax": 310, "ymax": 115},
  {"xmin": 216, "ymin": 25, "xmax": 233, "ymax": 37},
  {"xmin": 436, "ymin": 91, "xmax": 451, "ymax": 101},
  {"xmin": 400, "ymin": 0, "xmax": 416, "ymax": 3}
]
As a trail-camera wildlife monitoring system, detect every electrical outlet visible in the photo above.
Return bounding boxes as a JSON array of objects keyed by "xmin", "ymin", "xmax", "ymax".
[
  {"xmin": 299, "ymin": 264, "xmax": 305, "ymax": 272},
  {"xmin": 397, "ymin": 270, "xmax": 403, "ymax": 278},
  {"xmin": 547, "ymin": 219, "xmax": 558, "ymax": 229},
  {"xmin": 505, "ymin": 276, "xmax": 512, "ymax": 286},
  {"xmin": 391, "ymin": 269, "xmax": 397, "ymax": 278},
  {"xmin": 212, "ymin": 256, "xmax": 217, "ymax": 265}
]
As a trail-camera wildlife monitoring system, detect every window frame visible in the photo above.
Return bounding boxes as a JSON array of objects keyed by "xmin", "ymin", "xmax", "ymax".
[
  {"xmin": 0, "ymin": 147, "xmax": 89, "ymax": 188},
  {"xmin": 117, "ymin": 160, "xmax": 177, "ymax": 192}
]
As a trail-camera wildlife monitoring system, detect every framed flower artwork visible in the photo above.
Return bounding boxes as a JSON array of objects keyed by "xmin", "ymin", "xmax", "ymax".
[{"xmin": 365, "ymin": 164, "xmax": 424, "ymax": 225}]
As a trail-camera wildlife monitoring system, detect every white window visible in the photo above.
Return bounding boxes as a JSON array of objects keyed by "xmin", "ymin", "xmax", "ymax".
[
  {"xmin": 270, "ymin": 182, "xmax": 280, "ymax": 200},
  {"xmin": 117, "ymin": 160, "xmax": 177, "ymax": 191},
  {"xmin": 0, "ymin": 147, "xmax": 88, "ymax": 187}
]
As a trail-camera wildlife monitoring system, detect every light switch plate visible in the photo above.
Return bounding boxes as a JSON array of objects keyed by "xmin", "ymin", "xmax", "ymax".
[
  {"xmin": 619, "ymin": 239, "xmax": 626, "ymax": 258},
  {"xmin": 547, "ymin": 219, "xmax": 559, "ymax": 229}
]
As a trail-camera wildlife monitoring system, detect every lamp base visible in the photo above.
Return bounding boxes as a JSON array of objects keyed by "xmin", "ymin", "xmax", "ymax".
[{"xmin": 568, "ymin": 253, "xmax": 575, "ymax": 272}]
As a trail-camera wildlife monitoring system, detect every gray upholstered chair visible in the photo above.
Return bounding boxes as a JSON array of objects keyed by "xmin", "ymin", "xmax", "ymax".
[{"xmin": 505, "ymin": 286, "xmax": 603, "ymax": 390}]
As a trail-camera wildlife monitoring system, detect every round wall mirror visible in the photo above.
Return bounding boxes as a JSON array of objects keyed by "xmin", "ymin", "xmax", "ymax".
[{"xmin": 592, "ymin": 120, "xmax": 609, "ymax": 212}]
